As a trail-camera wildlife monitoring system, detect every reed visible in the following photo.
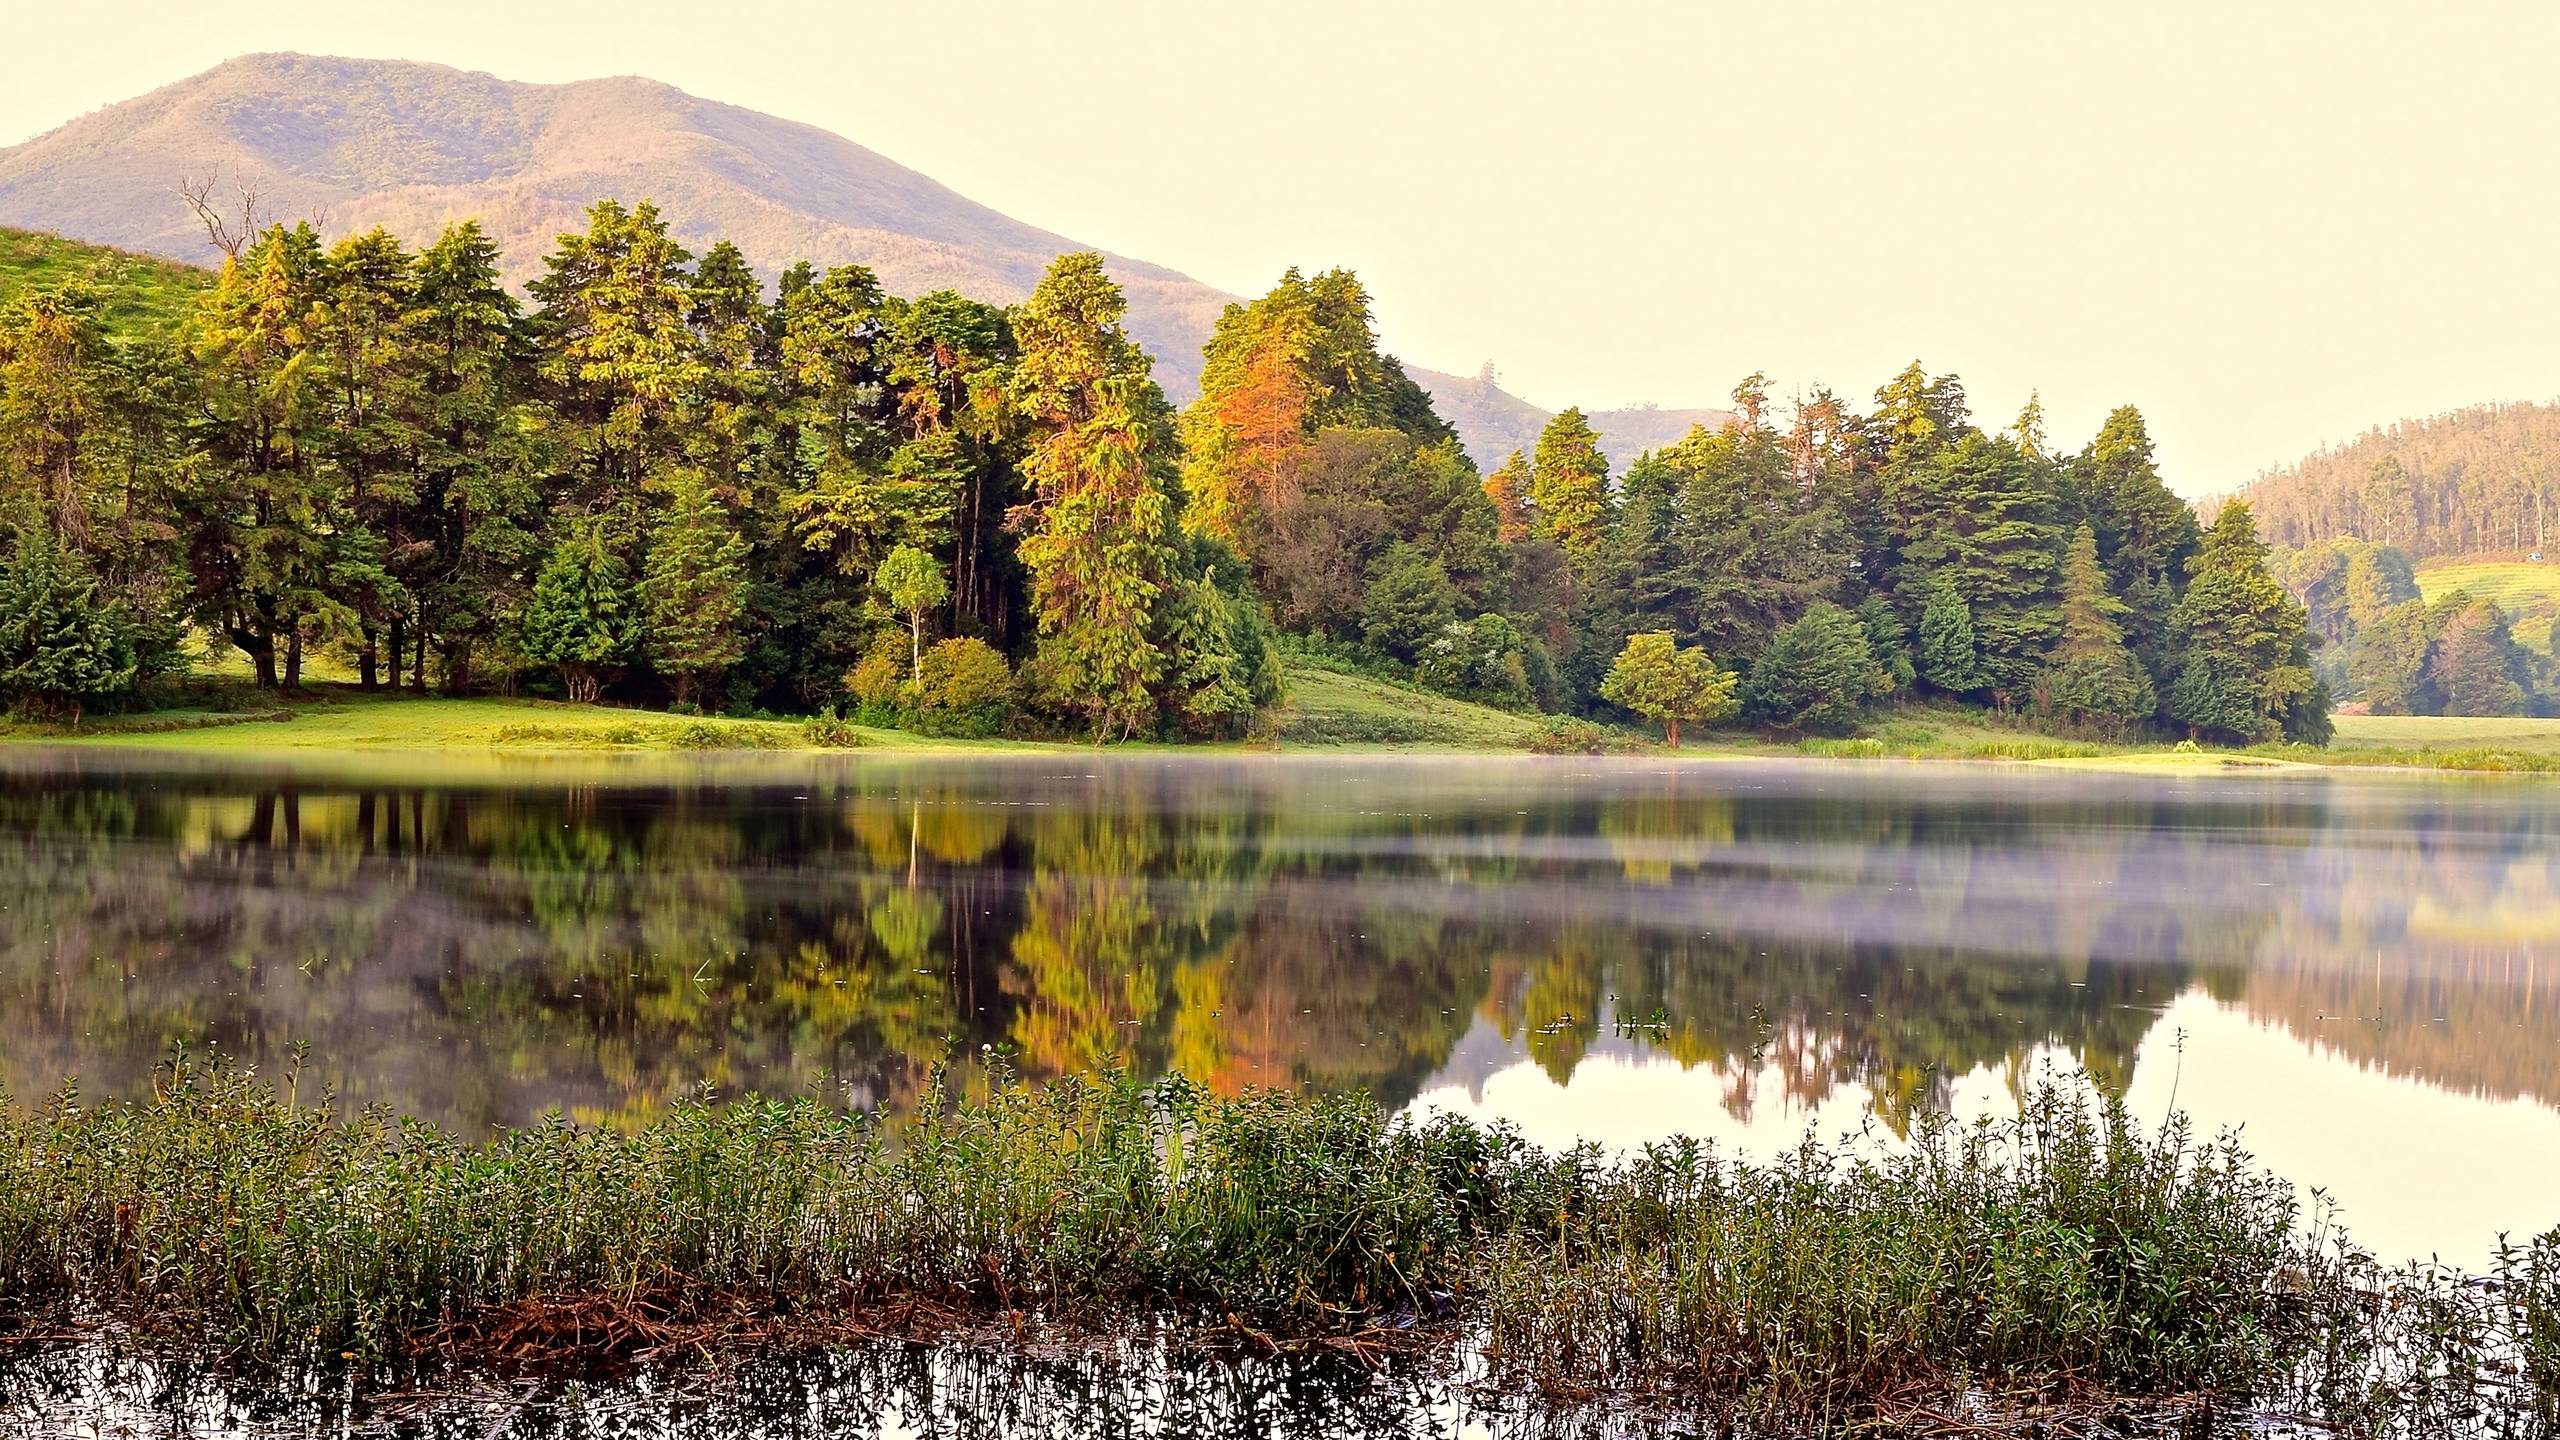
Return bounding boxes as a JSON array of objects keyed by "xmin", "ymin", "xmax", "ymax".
[{"xmin": 0, "ymin": 1058, "xmax": 2550, "ymax": 1433}]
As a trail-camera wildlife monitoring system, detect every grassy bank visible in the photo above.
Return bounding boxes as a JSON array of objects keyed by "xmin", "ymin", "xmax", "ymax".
[
  {"xmin": 12, "ymin": 667, "xmax": 2560, "ymax": 777},
  {"xmin": 0, "ymin": 1061, "xmax": 2551, "ymax": 1432}
]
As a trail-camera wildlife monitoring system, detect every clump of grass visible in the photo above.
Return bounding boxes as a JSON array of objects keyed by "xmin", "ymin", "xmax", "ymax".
[
  {"xmin": 1797, "ymin": 736, "xmax": 1888, "ymax": 759},
  {"xmin": 0, "ymin": 1060, "xmax": 2550, "ymax": 1432}
]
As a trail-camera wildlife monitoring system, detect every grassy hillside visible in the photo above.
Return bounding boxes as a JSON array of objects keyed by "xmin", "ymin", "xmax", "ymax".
[
  {"xmin": 0, "ymin": 226, "xmax": 207, "ymax": 336},
  {"xmin": 1257, "ymin": 661, "xmax": 1545, "ymax": 748}
]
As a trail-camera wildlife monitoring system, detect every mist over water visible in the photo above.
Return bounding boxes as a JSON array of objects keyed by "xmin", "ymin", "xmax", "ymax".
[{"xmin": 3, "ymin": 750, "xmax": 2554, "ymax": 1267}]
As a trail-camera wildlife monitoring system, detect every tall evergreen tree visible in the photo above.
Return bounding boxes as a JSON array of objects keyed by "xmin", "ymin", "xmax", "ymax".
[
  {"xmin": 1009, "ymin": 253, "xmax": 1177, "ymax": 739},
  {"xmin": 1529, "ymin": 407, "xmax": 1612, "ymax": 567},
  {"xmin": 522, "ymin": 520, "xmax": 639, "ymax": 704},
  {"xmin": 640, "ymin": 472, "xmax": 750, "ymax": 706},
  {"xmin": 2167, "ymin": 502, "xmax": 2329, "ymax": 743},
  {"xmin": 527, "ymin": 199, "xmax": 702, "ymax": 516},
  {"xmin": 2071, "ymin": 405, "xmax": 2198, "ymax": 679},
  {"xmin": 410, "ymin": 221, "xmax": 536, "ymax": 692},
  {"xmin": 2039, "ymin": 524, "xmax": 2155, "ymax": 732},
  {"xmin": 1916, "ymin": 582, "xmax": 1985, "ymax": 695}
]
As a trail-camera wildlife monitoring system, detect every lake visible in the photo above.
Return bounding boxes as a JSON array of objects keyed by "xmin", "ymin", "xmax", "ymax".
[{"xmin": 3, "ymin": 748, "xmax": 2554, "ymax": 1272}]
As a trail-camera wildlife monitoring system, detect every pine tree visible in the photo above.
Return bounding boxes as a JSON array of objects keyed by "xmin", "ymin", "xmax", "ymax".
[
  {"xmin": 527, "ymin": 199, "xmax": 703, "ymax": 513},
  {"xmin": 1917, "ymin": 582, "xmax": 1985, "ymax": 695},
  {"xmin": 187, "ymin": 223, "xmax": 339, "ymax": 688},
  {"xmin": 2039, "ymin": 524, "xmax": 2156, "ymax": 733},
  {"xmin": 640, "ymin": 472, "xmax": 751, "ymax": 707},
  {"xmin": 1856, "ymin": 593, "xmax": 1916, "ymax": 694},
  {"xmin": 522, "ymin": 521, "xmax": 639, "ymax": 704},
  {"xmin": 2072, "ymin": 405, "xmax": 2198, "ymax": 679},
  {"xmin": 0, "ymin": 529, "xmax": 134, "ymax": 723},
  {"xmin": 2167, "ymin": 501, "xmax": 2329, "ymax": 743},
  {"xmin": 1360, "ymin": 542, "xmax": 1459, "ymax": 661},
  {"xmin": 1009, "ymin": 253, "xmax": 1176, "ymax": 740},
  {"xmin": 411, "ymin": 221, "xmax": 535, "ymax": 692},
  {"xmin": 1529, "ymin": 407, "xmax": 1612, "ymax": 566},
  {"xmin": 1743, "ymin": 602, "xmax": 1881, "ymax": 735}
]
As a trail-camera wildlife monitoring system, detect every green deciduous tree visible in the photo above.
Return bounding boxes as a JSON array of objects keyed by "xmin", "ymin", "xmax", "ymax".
[
  {"xmin": 1599, "ymin": 631, "xmax": 1737, "ymax": 746},
  {"xmin": 873, "ymin": 544, "xmax": 950, "ymax": 684}
]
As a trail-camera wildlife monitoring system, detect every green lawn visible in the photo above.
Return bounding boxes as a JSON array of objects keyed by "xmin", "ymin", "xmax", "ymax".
[
  {"xmin": 1253, "ymin": 661, "xmax": 1546, "ymax": 749},
  {"xmin": 0, "ymin": 227, "xmax": 209, "ymax": 339},
  {"xmin": 2329, "ymin": 712, "xmax": 2560, "ymax": 756}
]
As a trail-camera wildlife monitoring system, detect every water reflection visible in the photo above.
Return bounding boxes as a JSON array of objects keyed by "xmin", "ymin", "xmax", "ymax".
[{"xmin": 2, "ymin": 751, "xmax": 2555, "ymax": 1260}]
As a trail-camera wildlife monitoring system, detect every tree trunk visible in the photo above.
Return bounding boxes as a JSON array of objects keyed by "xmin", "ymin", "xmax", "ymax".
[
  {"xmin": 911, "ymin": 611, "xmax": 924, "ymax": 685},
  {"xmin": 386, "ymin": 616, "xmax": 407, "ymax": 691},
  {"xmin": 1666, "ymin": 718, "xmax": 1680, "ymax": 748},
  {"xmin": 285, "ymin": 633, "xmax": 303, "ymax": 691},
  {"xmin": 414, "ymin": 628, "xmax": 429, "ymax": 694},
  {"xmin": 359, "ymin": 628, "xmax": 379, "ymax": 691}
]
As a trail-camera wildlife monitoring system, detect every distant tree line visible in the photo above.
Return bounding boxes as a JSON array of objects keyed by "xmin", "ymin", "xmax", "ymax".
[
  {"xmin": 2245, "ymin": 401, "xmax": 2560, "ymax": 561},
  {"xmin": 0, "ymin": 199, "xmax": 2326, "ymax": 744}
]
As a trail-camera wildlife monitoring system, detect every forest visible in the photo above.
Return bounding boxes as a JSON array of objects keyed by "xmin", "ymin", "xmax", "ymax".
[
  {"xmin": 0, "ymin": 201, "xmax": 2329, "ymax": 745},
  {"xmin": 2245, "ymin": 400, "xmax": 2560, "ymax": 561}
]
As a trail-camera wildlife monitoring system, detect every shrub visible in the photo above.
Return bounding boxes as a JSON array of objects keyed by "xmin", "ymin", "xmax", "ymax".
[
  {"xmin": 844, "ymin": 635, "xmax": 909, "ymax": 712},
  {"xmin": 1523, "ymin": 716, "xmax": 1612, "ymax": 755},
  {"xmin": 915, "ymin": 637, "xmax": 1014, "ymax": 737},
  {"xmin": 801, "ymin": 711, "xmax": 859, "ymax": 748}
]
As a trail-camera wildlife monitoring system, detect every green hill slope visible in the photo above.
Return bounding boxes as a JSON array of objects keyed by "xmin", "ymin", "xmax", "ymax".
[
  {"xmin": 2416, "ymin": 559, "xmax": 2560, "ymax": 653},
  {"xmin": 1258, "ymin": 660, "xmax": 1543, "ymax": 749},
  {"xmin": 0, "ymin": 226, "xmax": 207, "ymax": 337}
]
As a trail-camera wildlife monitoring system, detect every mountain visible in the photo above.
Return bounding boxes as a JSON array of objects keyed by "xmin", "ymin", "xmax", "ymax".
[{"xmin": 0, "ymin": 53, "xmax": 1728, "ymax": 470}]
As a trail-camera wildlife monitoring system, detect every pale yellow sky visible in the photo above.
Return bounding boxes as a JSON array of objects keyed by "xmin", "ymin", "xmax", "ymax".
[{"xmin": 9, "ymin": 0, "xmax": 2559, "ymax": 494}]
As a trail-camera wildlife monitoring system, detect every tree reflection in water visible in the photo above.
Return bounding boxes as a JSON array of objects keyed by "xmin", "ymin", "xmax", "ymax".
[{"xmin": 0, "ymin": 753, "xmax": 2554, "ymax": 1152}]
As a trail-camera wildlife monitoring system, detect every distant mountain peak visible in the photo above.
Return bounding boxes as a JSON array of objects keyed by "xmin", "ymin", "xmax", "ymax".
[{"xmin": 0, "ymin": 52, "xmax": 1727, "ymax": 465}]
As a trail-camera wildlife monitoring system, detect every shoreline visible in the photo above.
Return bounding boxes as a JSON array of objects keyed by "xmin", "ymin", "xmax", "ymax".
[{"xmin": 2, "ymin": 687, "xmax": 2556, "ymax": 781}]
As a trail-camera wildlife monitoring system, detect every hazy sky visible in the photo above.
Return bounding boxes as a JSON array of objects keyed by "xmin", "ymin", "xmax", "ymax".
[{"xmin": 8, "ymin": 0, "xmax": 2559, "ymax": 493}]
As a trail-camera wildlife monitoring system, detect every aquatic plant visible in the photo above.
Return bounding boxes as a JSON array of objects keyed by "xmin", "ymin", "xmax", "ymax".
[{"xmin": 0, "ymin": 1057, "xmax": 2551, "ymax": 1434}]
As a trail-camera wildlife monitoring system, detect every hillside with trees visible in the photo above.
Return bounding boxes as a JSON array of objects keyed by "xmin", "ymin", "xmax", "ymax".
[
  {"xmin": 2244, "ymin": 400, "xmax": 2560, "ymax": 561},
  {"xmin": 0, "ymin": 196, "xmax": 2326, "ymax": 746},
  {"xmin": 0, "ymin": 53, "xmax": 1719, "ymax": 473}
]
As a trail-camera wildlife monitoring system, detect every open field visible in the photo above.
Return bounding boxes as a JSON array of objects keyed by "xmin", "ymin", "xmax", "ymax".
[{"xmin": 2330, "ymin": 712, "xmax": 2560, "ymax": 756}]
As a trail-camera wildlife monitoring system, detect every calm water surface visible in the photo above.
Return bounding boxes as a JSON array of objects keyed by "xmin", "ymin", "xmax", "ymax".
[{"xmin": 3, "ymin": 748, "xmax": 2554, "ymax": 1267}]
